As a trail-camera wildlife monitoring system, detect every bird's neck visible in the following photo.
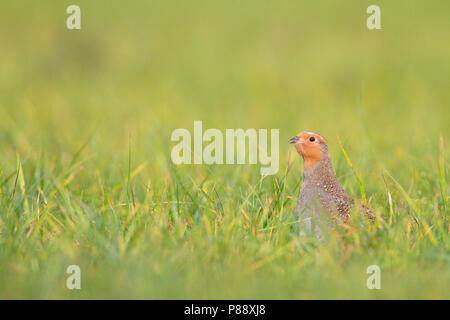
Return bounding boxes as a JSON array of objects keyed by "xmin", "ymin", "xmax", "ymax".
[
  {"xmin": 302, "ymin": 154, "xmax": 322, "ymax": 171},
  {"xmin": 302, "ymin": 154, "xmax": 335, "ymax": 183}
]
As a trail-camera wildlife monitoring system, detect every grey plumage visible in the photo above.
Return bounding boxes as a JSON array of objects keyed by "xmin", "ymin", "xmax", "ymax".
[
  {"xmin": 296, "ymin": 150, "xmax": 351, "ymax": 237},
  {"xmin": 290, "ymin": 131, "xmax": 373, "ymax": 238}
]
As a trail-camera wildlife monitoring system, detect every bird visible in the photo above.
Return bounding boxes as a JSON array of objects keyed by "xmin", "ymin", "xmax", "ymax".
[{"xmin": 289, "ymin": 131, "xmax": 372, "ymax": 237}]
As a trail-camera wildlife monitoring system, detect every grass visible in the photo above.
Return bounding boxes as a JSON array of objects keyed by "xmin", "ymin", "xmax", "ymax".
[{"xmin": 0, "ymin": 0, "xmax": 449, "ymax": 299}]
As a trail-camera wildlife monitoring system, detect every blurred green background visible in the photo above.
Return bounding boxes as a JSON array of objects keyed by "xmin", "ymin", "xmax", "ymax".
[{"xmin": 0, "ymin": 1, "xmax": 448, "ymax": 299}]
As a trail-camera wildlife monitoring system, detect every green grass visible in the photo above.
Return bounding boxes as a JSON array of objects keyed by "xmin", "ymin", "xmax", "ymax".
[{"xmin": 0, "ymin": 0, "xmax": 449, "ymax": 299}]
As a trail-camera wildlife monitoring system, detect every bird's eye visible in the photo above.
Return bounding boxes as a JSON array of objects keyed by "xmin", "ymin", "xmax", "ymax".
[{"xmin": 309, "ymin": 137, "xmax": 316, "ymax": 142}]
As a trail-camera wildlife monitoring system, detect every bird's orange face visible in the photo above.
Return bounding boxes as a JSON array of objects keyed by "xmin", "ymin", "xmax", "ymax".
[{"xmin": 289, "ymin": 131, "xmax": 328, "ymax": 171}]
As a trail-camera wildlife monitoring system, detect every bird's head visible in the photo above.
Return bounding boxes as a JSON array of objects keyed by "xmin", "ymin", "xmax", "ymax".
[{"xmin": 289, "ymin": 131, "xmax": 329, "ymax": 171}]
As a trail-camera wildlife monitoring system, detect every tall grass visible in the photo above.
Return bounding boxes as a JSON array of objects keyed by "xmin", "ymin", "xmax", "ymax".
[{"xmin": 0, "ymin": 0, "xmax": 448, "ymax": 299}]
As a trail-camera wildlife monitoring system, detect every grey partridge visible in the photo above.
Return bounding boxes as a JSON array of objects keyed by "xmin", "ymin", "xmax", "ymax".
[{"xmin": 289, "ymin": 131, "xmax": 371, "ymax": 237}]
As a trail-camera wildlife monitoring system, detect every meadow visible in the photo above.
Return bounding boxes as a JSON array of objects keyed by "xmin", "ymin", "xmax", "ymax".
[{"xmin": 0, "ymin": 1, "xmax": 448, "ymax": 299}]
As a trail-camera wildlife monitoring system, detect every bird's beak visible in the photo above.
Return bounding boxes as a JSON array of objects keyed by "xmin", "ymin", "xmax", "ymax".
[{"xmin": 288, "ymin": 136, "xmax": 300, "ymax": 144}]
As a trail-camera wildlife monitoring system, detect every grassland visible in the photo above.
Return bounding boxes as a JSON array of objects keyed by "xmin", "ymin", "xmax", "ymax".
[{"xmin": 0, "ymin": 1, "xmax": 448, "ymax": 299}]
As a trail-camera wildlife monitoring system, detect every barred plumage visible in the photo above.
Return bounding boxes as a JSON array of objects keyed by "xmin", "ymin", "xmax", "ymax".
[{"xmin": 289, "ymin": 131, "xmax": 372, "ymax": 237}]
